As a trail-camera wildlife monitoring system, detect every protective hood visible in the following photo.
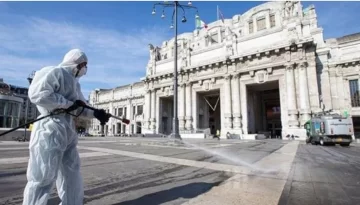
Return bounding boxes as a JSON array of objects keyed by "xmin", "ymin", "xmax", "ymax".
[{"xmin": 59, "ymin": 49, "xmax": 88, "ymax": 78}]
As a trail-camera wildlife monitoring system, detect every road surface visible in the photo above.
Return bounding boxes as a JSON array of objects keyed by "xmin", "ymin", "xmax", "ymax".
[{"xmin": 0, "ymin": 137, "xmax": 359, "ymax": 205}]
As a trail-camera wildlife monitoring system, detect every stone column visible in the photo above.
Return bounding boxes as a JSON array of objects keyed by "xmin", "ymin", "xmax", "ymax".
[
  {"xmin": 286, "ymin": 63, "xmax": 299, "ymax": 128},
  {"xmin": 336, "ymin": 71, "xmax": 345, "ymax": 109},
  {"xmin": 126, "ymin": 102, "xmax": 131, "ymax": 134},
  {"xmin": 298, "ymin": 62, "xmax": 311, "ymax": 126},
  {"xmin": 144, "ymin": 90, "xmax": 151, "ymax": 129},
  {"xmin": 329, "ymin": 68, "xmax": 339, "ymax": 110},
  {"xmin": 224, "ymin": 75, "xmax": 233, "ymax": 128},
  {"xmin": 115, "ymin": 111, "xmax": 119, "ymax": 134},
  {"xmin": 320, "ymin": 65, "xmax": 333, "ymax": 110},
  {"xmin": 179, "ymin": 83, "xmax": 186, "ymax": 131},
  {"xmin": 231, "ymin": 73, "xmax": 241, "ymax": 129},
  {"xmin": 240, "ymin": 81, "xmax": 248, "ymax": 135},
  {"xmin": 150, "ymin": 89, "xmax": 156, "ymax": 131},
  {"xmin": 185, "ymin": 82, "xmax": 193, "ymax": 130}
]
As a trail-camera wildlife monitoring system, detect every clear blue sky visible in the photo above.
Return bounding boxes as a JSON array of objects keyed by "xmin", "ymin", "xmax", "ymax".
[{"xmin": 1, "ymin": 1, "xmax": 359, "ymax": 98}]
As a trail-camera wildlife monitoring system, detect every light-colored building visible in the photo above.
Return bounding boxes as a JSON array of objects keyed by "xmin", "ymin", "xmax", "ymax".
[
  {"xmin": 0, "ymin": 79, "xmax": 23, "ymax": 128},
  {"xmin": 89, "ymin": 82, "xmax": 144, "ymax": 136},
  {"xmin": 89, "ymin": 1, "xmax": 360, "ymax": 140},
  {"xmin": 10, "ymin": 85, "xmax": 39, "ymax": 125}
]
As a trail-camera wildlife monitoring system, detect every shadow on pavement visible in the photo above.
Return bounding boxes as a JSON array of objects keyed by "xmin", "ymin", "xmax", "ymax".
[{"xmin": 112, "ymin": 181, "xmax": 222, "ymax": 205}]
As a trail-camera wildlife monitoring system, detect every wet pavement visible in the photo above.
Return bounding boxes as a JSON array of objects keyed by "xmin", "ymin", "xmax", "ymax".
[
  {"xmin": 0, "ymin": 137, "xmax": 359, "ymax": 205},
  {"xmin": 278, "ymin": 143, "xmax": 360, "ymax": 205}
]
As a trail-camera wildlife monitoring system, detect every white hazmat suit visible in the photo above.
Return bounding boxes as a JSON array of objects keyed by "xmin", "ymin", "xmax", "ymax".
[{"xmin": 23, "ymin": 49, "xmax": 95, "ymax": 205}]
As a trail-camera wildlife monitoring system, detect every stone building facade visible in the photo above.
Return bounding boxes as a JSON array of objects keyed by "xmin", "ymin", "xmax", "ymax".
[{"xmin": 89, "ymin": 1, "xmax": 360, "ymax": 140}]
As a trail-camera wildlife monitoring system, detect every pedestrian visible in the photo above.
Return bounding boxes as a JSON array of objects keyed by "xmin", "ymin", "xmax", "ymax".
[
  {"xmin": 22, "ymin": 49, "xmax": 111, "ymax": 205},
  {"xmin": 214, "ymin": 129, "xmax": 221, "ymax": 140}
]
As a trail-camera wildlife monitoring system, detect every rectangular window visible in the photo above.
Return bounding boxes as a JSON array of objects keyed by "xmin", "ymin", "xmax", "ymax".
[
  {"xmin": 221, "ymin": 30, "xmax": 225, "ymax": 42},
  {"xmin": 122, "ymin": 124, "xmax": 126, "ymax": 134},
  {"xmin": 0, "ymin": 101, "xmax": 5, "ymax": 116},
  {"xmin": 137, "ymin": 105, "xmax": 143, "ymax": 115},
  {"xmin": 136, "ymin": 122, "xmax": 142, "ymax": 134},
  {"xmin": 270, "ymin": 14, "xmax": 276, "ymax": 28},
  {"xmin": 117, "ymin": 123, "xmax": 121, "ymax": 134},
  {"xmin": 118, "ymin": 108, "xmax": 123, "ymax": 116},
  {"xmin": 349, "ymin": 79, "xmax": 360, "ymax": 107},
  {"xmin": 257, "ymin": 17, "xmax": 266, "ymax": 31},
  {"xmin": 210, "ymin": 33, "xmax": 219, "ymax": 44},
  {"xmin": 249, "ymin": 21, "xmax": 254, "ymax": 33}
]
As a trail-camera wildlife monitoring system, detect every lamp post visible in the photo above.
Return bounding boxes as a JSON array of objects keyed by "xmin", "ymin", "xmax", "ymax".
[
  {"xmin": 152, "ymin": 1, "xmax": 199, "ymax": 140},
  {"xmin": 23, "ymin": 71, "xmax": 35, "ymax": 142}
]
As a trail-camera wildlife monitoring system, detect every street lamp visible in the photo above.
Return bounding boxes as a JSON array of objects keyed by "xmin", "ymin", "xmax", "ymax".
[
  {"xmin": 23, "ymin": 71, "xmax": 35, "ymax": 142},
  {"xmin": 152, "ymin": 1, "xmax": 199, "ymax": 140}
]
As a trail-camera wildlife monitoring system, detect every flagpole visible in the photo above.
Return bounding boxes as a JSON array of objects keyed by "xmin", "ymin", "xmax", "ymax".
[{"xmin": 217, "ymin": 5, "xmax": 219, "ymax": 21}]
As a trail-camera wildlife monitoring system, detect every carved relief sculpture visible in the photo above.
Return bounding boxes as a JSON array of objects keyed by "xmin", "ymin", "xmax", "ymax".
[
  {"xmin": 224, "ymin": 27, "xmax": 235, "ymax": 57},
  {"xmin": 180, "ymin": 44, "xmax": 187, "ymax": 68},
  {"xmin": 232, "ymin": 33, "xmax": 238, "ymax": 56},
  {"xmin": 284, "ymin": 1, "xmax": 299, "ymax": 18},
  {"xmin": 254, "ymin": 70, "xmax": 269, "ymax": 84},
  {"xmin": 186, "ymin": 47, "xmax": 192, "ymax": 67}
]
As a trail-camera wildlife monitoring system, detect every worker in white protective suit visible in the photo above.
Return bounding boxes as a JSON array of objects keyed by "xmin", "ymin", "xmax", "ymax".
[{"xmin": 23, "ymin": 49, "xmax": 111, "ymax": 205}]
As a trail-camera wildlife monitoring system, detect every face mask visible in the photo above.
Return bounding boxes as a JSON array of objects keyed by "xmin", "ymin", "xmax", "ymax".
[{"xmin": 76, "ymin": 66, "xmax": 87, "ymax": 78}]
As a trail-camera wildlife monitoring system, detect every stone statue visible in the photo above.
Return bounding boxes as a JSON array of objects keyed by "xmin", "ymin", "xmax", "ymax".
[
  {"xmin": 284, "ymin": 1, "xmax": 294, "ymax": 17},
  {"xmin": 204, "ymin": 34, "xmax": 209, "ymax": 46},
  {"xmin": 186, "ymin": 47, "xmax": 192, "ymax": 67},
  {"xmin": 292, "ymin": 1, "xmax": 300, "ymax": 16},
  {"xmin": 284, "ymin": 1, "xmax": 300, "ymax": 18},
  {"xmin": 154, "ymin": 46, "xmax": 161, "ymax": 61},
  {"xmin": 232, "ymin": 33, "xmax": 238, "ymax": 55},
  {"xmin": 148, "ymin": 44, "xmax": 155, "ymax": 61},
  {"xmin": 149, "ymin": 44, "xmax": 161, "ymax": 62}
]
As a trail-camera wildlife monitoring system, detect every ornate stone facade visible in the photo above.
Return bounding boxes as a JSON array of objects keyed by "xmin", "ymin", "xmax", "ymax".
[{"xmin": 89, "ymin": 1, "xmax": 360, "ymax": 140}]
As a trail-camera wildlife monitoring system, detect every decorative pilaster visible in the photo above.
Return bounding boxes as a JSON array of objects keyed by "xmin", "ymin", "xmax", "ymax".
[
  {"xmin": 144, "ymin": 89, "xmax": 151, "ymax": 129},
  {"xmin": 224, "ymin": 75, "xmax": 233, "ymax": 128},
  {"xmin": 265, "ymin": 13, "xmax": 270, "ymax": 29},
  {"xmin": 231, "ymin": 73, "xmax": 242, "ymax": 129},
  {"xmin": 185, "ymin": 82, "xmax": 193, "ymax": 130},
  {"xmin": 179, "ymin": 83, "xmax": 186, "ymax": 131},
  {"xmin": 320, "ymin": 64, "xmax": 333, "ymax": 110},
  {"xmin": 298, "ymin": 61, "xmax": 311, "ymax": 126},
  {"xmin": 286, "ymin": 63, "xmax": 299, "ymax": 128},
  {"xmin": 150, "ymin": 89, "xmax": 156, "ymax": 131},
  {"xmin": 329, "ymin": 66, "xmax": 339, "ymax": 110},
  {"xmin": 252, "ymin": 16, "xmax": 257, "ymax": 32},
  {"xmin": 336, "ymin": 67, "xmax": 345, "ymax": 110}
]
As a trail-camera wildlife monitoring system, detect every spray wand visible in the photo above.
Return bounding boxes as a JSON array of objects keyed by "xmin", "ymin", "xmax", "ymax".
[
  {"xmin": 80, "ymin": 104, "xmax": 131, "ymax": 135},
  {"xmin": 0, "ymin": 104, "xmax": 131, "ymax": 137}
]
